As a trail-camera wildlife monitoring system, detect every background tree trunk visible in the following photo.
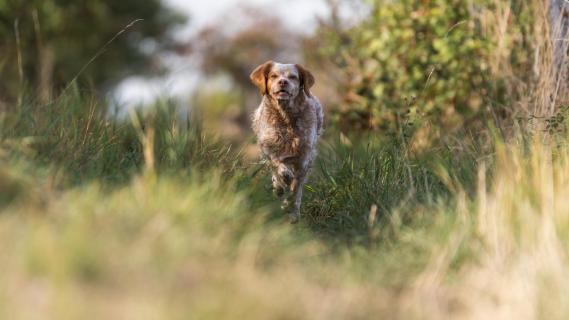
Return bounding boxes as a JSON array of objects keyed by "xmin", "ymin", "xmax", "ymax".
[
  {"xmin": 549, "ymin": 0, "xmax": 569, "ymax": 111},
  {"xmin": 38, "ymin": 44, "xmax": 54, "ymax": 103}
]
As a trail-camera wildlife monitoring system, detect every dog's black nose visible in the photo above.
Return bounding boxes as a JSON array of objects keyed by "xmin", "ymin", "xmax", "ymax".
[{"xmin": 278, "ymin": 79, "xmax": 288, "ymax": 86}]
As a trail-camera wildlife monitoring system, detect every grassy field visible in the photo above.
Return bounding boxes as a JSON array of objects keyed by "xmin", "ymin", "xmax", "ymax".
[
  {"xmin": 1, "ymin": 90, "xmax": 569, "ymax": 319},
  {"xmin": 1, "ymin": 0, "xmax": 569, "ymax": 318}
]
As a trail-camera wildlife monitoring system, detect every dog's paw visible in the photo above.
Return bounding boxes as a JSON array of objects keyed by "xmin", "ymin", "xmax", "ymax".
[{"xmin": 280, "ymin": 198, "xmax": 291, "ymax": 211}]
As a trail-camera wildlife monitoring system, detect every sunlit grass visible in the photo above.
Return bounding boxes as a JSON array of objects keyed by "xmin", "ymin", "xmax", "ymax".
[
  {"xmin": 2, "ymin": 91, "xmax": 569, "ymax": 318},
  {"xmin": 1, "ymin": 0, "xmax": 568, "ymax": 316}
]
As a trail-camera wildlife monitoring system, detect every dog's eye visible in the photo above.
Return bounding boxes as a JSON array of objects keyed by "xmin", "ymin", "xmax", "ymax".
[
  {"xmin": 289, "ymin": 75, "xmax": 298, "ymax": 80},
  {"xmin": 269, "ymin": 74, "xmax": 278, "ymax": 79}
]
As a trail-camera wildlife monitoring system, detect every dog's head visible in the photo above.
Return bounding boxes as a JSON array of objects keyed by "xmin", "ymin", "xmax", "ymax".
[{"xmin": 250, "ymin": 61, "xmax": 315, "ymax": 101}]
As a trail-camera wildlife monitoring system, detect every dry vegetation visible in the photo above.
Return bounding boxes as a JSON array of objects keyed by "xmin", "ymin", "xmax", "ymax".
[{"xmin": 0, "ymin": 0, "xmax": 568, "ymax": 319}]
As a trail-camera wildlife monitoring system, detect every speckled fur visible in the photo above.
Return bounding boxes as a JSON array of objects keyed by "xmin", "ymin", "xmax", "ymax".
[{"xmin": 251, "ymin": 61, "xmax": 324, "ymax": 223}]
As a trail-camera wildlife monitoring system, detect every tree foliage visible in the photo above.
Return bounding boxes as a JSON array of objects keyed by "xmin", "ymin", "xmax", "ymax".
[
  {"xmin": 0, "ymin": 0, "xmax": 186, "ymax": 103},
  {"xmin": 309, "ymin": 0, "xmax": 535, "ymax": 137}
]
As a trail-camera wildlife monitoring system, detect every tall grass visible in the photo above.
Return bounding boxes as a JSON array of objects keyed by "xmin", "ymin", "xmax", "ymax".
[
  {"xmin": 0, "ymin": 90, "xmax": 238, "ymax": 188},
  {"xmin": 2, "ymin": 98, "xmax": 569, "ymax": 318},
  {"xmin": 302, "ymin": 133, "xmax": 480, "ymax": 244},
  {"xmin": 478, "ymin": 0, "xmax": 568, "ymax": 118},
  {"xmin": 0, "ymin": 0, "xmax": 568, "ymax": 318}
]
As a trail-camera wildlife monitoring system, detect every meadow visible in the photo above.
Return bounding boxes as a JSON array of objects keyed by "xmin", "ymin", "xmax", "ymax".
[{"xmin": 1, "ymin": 0, "xmax": 569, "ymax": 319}]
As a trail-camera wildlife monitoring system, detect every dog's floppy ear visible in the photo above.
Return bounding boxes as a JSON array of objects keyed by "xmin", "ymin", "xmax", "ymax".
[
  {"xmin": 250, "ymin": 61, "xmax": 274, "ymax": 95},
  {"xmin": 295, "ymin": 64, "xmax": 315, "ymax": 96}
]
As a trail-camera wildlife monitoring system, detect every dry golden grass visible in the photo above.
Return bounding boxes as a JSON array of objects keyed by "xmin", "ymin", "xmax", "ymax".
[{"xmin": 1, "ymin": 1, "xmax": 568, "ymax": 319}]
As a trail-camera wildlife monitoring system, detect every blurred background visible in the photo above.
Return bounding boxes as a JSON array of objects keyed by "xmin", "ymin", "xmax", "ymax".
[
  {"xmin": 0, "ymin": 0, "xmax": 365, "ymax": 154},
  {"xmin": 114, "ymin": 0, "xmax": 342, "ymax": 106},
  {"xmin": 111, "ymin": 0, "xmax": 366, "ymax": 150},
  {"xmin": 2, "ymin": 0, "xmax": 563, "ymax": 151}
]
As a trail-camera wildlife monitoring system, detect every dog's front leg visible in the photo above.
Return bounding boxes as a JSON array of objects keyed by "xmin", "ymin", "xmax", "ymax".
[
  {"xmin": 271, "ymin": 161, "xmax": 293, "ymax": 196},
  {"xmin": 288, "ymin": 170, "xmax": 308, "ymax": 224},
  {"xmin": 270, "ymin": 160, "xmax": 300, "ymax": 223}
]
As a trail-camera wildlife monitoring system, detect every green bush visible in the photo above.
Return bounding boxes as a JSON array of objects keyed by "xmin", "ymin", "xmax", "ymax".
[{"xmin": 317, "ymin": 0, "xmax": 498, "ymax": 135}]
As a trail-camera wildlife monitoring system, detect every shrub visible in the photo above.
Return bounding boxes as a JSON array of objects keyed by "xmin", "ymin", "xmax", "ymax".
[{"xmin": 311, "ymin": 0, "xmax": 537, "ymax": 138}]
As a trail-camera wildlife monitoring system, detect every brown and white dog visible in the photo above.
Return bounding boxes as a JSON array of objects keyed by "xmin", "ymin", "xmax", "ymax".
[{"xmin": 250, "ymin": 61, "xmax": 324, "ymax": 223}]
